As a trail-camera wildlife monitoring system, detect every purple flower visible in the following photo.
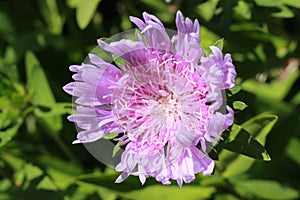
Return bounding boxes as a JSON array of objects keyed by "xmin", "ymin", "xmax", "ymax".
[{"xmin": 63, "ymin": 11, "xmax": 236, "ymax": 186}]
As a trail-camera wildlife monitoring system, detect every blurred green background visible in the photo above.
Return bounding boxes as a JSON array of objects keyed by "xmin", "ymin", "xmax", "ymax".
[{"xmin": 0, "ymin": 0, "xmax": 299, "ymax": 199}]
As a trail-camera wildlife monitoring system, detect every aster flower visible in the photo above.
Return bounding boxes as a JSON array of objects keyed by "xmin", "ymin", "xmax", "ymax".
[{"xmin": 63, "ymin": 11, "xmax": 236, "ymax": 186}]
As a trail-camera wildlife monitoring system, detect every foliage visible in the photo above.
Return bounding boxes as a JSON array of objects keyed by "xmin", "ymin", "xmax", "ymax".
[{"xmin": 0, "ymin": 0, "xmax": 299, "ymax": 199}]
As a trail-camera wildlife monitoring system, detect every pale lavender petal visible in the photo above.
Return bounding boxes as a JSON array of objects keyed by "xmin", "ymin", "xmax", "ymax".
[{"xmin": 173, "ymin": 11, "xmax": 202, "ymax": 63}]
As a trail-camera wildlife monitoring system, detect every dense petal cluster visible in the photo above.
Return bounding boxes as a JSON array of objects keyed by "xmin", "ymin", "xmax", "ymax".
[{"xmin": 63, "ymin": 11, "xmax": 236, "ymax": 186}]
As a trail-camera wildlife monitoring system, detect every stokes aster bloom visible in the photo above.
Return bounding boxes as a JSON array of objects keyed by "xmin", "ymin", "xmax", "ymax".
[{"xmin": 63, "ymin": 11, "xmax": 236, "ymax": 186}]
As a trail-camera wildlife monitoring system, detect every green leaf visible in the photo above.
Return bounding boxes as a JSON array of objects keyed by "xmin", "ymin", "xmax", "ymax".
[
  {"xmin": 200, "ymin": 26, "xmax": 220, "ymax": 55},
  {"xmin": 211, "ymin": 38, "xmax": 224, "ymax": 51},
  {"xmin": 0, "ymin": 46, "xmax": 18, "ymax": 80},
  {"xmin": 215, "ymin": 194, "xmax": 240, "ymax": 200},
  {"xmin": 37, "ymin": 0, "xmax": 65, "ymax": 34},
  {"xmin": 223, "ymin": 125, "xmax": 271, "ymax": 161},
  {"xmin": 221, "ymin": 114, "xmax": 277, "ymax": 177},
  {"xmin": 271, "ymin": 5, "xmax": 294, "ymax": 18},
  {"xmin": 67, "ymin": 0, "xmax": 80, "ymax": 8},
  {"xmin": 25, "ymin": 51, "xmax": 56, "ymax": 107},
  {"xmin": 254, "ymin": 0, "xmax": 295, "ymax": 18},
  {"xmin": 25, "ymin": 51, "xmax": 63, "ymax": 132},
  {"xmin": 227, "ymin": 84, "xmax": 242, "ymax": 96},
  {"xmin": 0, "ymin": 117, "xmax": 23, "ymax": 147},
  {"xmin": 122, "ymin": 185, "xmax": 214, "ymax": 200},
  {"xmin": 0, "ymin": 11, "xmax": 16, "ymax": 41},
  {"xmin": 104, "ymin": 132, "xmax": 118, "ymax": 140},
  {"xmin": 241, "ymin": 113, "xmax": 278, "ymax": 145},
  {"xmin": 77, "ymin": 173, "xmax": 156, "ymax": 192},
  {"xmin": 233, "ymin": 101, "xmax": 248, "ymax": 111},
  {"xmin": 255, "ymin": 0, "xmax": 281, "ymax": 7},
  {"xmin": 34, "ymin": 103, "xmax": 73, "ymax": 117},
  {"xmin": 283, "ymin": 0, "xmax": 300, "ymax": 9},
  {"xmin": 221, "ymin": 151, "xmax": 259, "ymax": 178},
  {"xmin": 233, "ymin": 0, "xmax": 251, "ymax": 20},
  {"xmin": 204, "ymin": 38, "xmax": 224, "ymax": 55},
  {"xmin": 196, "ymin": 0, "xmax": 220, "ymax": 21},
  {"xmin": 112, "ymin": 54, "xmax": 129, "ymax": 73},
  {"xmin": 112, "ymin": 141, "xmax": 123, "ymax": 157},
  {"xmin": 232, "ymin": 179, "xmax": 299, "ymax": 200},
  {"xmin": 286, "ymin": 137, "xmax": 300, "ymax": 165},
  {"xmin": 76, "ymin": 0, "xmax": 101, "ymax": 30},
  {"xmin": 12, "ymin": 189, "xmax": 63, "ymax": 200}
]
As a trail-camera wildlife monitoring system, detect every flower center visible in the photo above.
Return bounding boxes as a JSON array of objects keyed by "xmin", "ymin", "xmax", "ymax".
[
  {"xmin": 154, "ymin": 91, "xmax": 180, "ymax": 116},
  {"xmin": 111, "ymin": 52, "xmax": 210, "ymax": 147}
]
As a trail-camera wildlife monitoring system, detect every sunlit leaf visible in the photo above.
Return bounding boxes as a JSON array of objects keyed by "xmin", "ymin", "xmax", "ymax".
[
  {"xmin": 254, "ymin": 0, "xmax": 295, "ymax": 18},
  {"xmin": 122, "ymin": 185, "xmax": 214, "ymax": 200},
  {"xmin": 234, "ymin": 0, "xmax": 251, "ymax": 20},
  {"xmin": 221, "ymin": 151, "xmax": 259, "ymax": 178},
  {"xmin": 196, "ymin": 0, "xmax": 220, "ymax": 21},
  {"xmin": 283, "ymin": 0, "xmax": 300, "ymax": 9},
  {"xmin": 271, "ymin": 5, "xmax": 294, "ymax": 18},
  {"xmin": 227, "ymin": 84, "xmax": 242, "ymax": 96},
  {"xmin": 211, "ymin": 38, "xmax": 224, "ymax": 51},
  {"xmin": 200, "ymin": 26, "xmax": 220, "ymax": 55},
  {"xmin": 233, "ymin": 101, "xmax": 248, "ymax": 111},
  {"xmin": 25, "ymin": 51, "xmax": 62, "ymax": 132},
  {"xmin": 232, "ymin": 179, "xmax": 299, "ymax": 199},
  {"xmin": 254, "ymin": 0, "xmax": 281, "ymax": 7},
  {"xmin": 25, "ymin": 51, "xmax": 56, "ymax": 107},
  {"xmin": 104, "ymin": 132, "xmax": 118, "ymax": 140},
  {"xmin": 76, "ymin": 0, "xmax": 101, "ymax": 30}
]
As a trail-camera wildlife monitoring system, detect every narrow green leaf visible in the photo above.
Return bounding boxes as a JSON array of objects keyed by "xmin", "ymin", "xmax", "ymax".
[{"xmin": 76, "ymin": 0, "xmax": 101, "ymax": 30}]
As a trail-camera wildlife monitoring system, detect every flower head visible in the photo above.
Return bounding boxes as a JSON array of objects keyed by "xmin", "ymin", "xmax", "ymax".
[{"xmin": 63, "ymin": 11, "xmax": 236, "ymax": 186}]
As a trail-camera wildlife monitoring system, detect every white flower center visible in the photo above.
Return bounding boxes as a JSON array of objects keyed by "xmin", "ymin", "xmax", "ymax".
[{"xmin": 111, "ymin": 53, "xmax": 210, "ymax": 147}]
